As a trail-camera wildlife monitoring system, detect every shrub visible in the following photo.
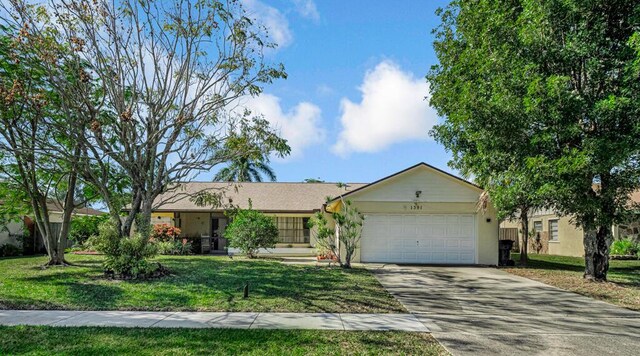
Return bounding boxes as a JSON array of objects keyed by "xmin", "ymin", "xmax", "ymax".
[
  {"xmin": 224, "ymin": 208, "xmax": 279, "ymax": 258},
  {"xmin": 610, "ymin": 238, "xmax": 640, "ymax": 256},
  {"xmin": 156, "ymin": 241, "xmax": 174, "ymax": 255},
  {"xmin": 151, "ymin": 224, "xmax": 182, "ymax": 242},
  {"xmin": 188, "ymin": 236, "xmax": 202, "ymax": 254},
  {"xmin": 157, "ymin": 239, "xmax": 193, "ymax": 255},
  {"xmin": 69, "ymin": 214, "xmax": 109, "ymax": 245},
  {"xmin": 91, "ymin": 220, "xmax": 160, "ymax": 278},
  {"xmin": 0, "ymin": 243, "xmax": 21, "ymax": 257},
  {"xmin": 309, "ymin": 198, "xmax": 364, "ymax": 268},
  {"xmin": 82, "ymin": 234, "xmax": 102, "ymax": 252}
]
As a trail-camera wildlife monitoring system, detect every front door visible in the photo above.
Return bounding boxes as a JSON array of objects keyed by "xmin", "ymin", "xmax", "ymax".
[{"xmin": 211, "ymin": 217, "xmax": 227, "ymax": 252}]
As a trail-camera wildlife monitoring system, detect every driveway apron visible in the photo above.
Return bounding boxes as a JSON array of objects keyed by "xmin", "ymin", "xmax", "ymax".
[{"xmin": 370, "ymin": 265, "xmax": 640, "ymax": 356}]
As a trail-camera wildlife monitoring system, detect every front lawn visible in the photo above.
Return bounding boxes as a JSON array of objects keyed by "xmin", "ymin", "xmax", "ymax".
[
  {"xmin": 0, "ymin": 255, "xmax": 404, "ymax": 313},
  {"xmin": 0, "ymin": 326, "xmax": 448, "ymax": 356},
  {"xmin": 505, "ymin": 253, "xmax": 640, "ymax": 311}
]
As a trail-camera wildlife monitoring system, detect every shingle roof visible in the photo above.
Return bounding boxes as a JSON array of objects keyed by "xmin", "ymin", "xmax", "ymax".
[
  {"xmin": 46, "ymin": 201, "xmax": 105, "ymax": 216},
  {"xmin": 151, "ymin": 182, "xmax": 368, "ymax": 212}
]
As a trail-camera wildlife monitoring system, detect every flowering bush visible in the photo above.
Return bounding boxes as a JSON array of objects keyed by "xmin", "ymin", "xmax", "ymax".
[{"xmin": 151, "ymin": 224, "xmax": 182, "ymax": 242}]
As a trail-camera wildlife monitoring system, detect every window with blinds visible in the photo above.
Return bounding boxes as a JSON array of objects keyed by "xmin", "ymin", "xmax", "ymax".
[
  {"xmin": 533, "ymin": 221, "xmax": 543, "ymax": 233},
  {"xmin": 274, "ymin": 217, "xmax": 310, "ymax": 243},
  {"xmin": 549, "ymin": 220, "xmax": 559, "ymax": 241}
]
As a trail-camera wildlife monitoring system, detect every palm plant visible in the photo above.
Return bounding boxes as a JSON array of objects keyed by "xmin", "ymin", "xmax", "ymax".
[{"xmin": 214, "ymin": 157, "xmax": 277, "ymax": 182}]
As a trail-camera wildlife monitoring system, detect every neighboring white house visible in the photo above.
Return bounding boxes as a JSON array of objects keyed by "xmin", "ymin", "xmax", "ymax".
[
  {"xmin": 0, "ymin": 202, "xmax": 104, "ymax": 252},
  {"xmin": 0, "ymin": 219, "xmax": 25, "ymax": 247}
]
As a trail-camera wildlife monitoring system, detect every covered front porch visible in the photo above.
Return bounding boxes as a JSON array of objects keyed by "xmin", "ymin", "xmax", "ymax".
[{"xmin": 154, "ymin": 211, "xmax": 314, "ymax": 255}]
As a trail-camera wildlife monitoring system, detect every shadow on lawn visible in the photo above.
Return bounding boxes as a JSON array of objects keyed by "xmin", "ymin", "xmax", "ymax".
[
  {"xmin": 4, "ymin": 255, "xmax": 403, "ymax": 312},
  {"xmin": 156, "ymin": 256, "xmax": 404, "ymax": 312},
  {"xmin": 511, "ymin": 253, "xmax": 640, "ymax": 286}
]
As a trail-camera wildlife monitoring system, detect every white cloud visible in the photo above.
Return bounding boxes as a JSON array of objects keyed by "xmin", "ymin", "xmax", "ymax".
[
  {"xmin": 244, "ymin": 94, "xmax": 325, "ymax": 160},
  {"xmin": 242, "ymin": 0, "xmax": 293, "ymax": 49},
  {"xmin": 332, "ymin": 60, "xmax": 437, "ymax": 156},
  {"xmin": 316, "ymin": 84, "xmax": 335, "ymax": 96},
  {"xmin": 292, "ymin": 0, "xmax": 320, "ymax": 22}
]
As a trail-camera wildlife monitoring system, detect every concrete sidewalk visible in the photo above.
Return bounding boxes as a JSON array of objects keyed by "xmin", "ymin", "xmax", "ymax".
[{"xmin": 0, "ymin": 310, "xmax": 429, "ymax": 332}]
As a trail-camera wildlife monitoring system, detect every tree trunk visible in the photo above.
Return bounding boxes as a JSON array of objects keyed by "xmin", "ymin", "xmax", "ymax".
[
  {"xmin": 136, "ymin": 197, "xmax": 154, "ymax": 238},
  {"xmin": 121, "ymin": 188, "xmax": 142, "ymax": 237},
  {"xmin": 51, "ymin": 158, "xmax": 80, "ymax": 266},
  {"xmin": 343, "ymin": 246, "xmax": 352, "ymax": 269},
  {"xmin": 583, "ymin": 226, "xmax": 611, "ymax": 281},
  {"xmin": 519, "ymin": 208, "xmax": 529, "ymax": 266},
  {"xmin": 44, "ymin": 250, "xmax": 67, "ymax": 266}
]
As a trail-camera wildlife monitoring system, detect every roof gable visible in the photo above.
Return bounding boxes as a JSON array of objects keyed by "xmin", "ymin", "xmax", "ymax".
[{"xmin": 333, "ymin": 163, "xmax": 482, "ymax": 203}]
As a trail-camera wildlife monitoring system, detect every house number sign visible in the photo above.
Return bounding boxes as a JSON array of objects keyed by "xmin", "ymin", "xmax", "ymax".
[{"xmin": 404, "ymin": 203, "xmax": 423, "ymax": 211}]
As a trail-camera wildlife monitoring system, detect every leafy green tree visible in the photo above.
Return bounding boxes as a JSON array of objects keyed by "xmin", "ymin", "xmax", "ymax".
[
  {"xmin": 214, "ymin": 157, "xmax": 277, "ymax": 182},
  {"xmin": 304, "ymin": 178, "xmax": 325, "ymax": 183},
  {"xmin": 0, "ymin": 27, "xmax": 83, "ymax": 266},
  {"xmin": 3, "ymin": 0, "xmax": 290, "ymax": 240},
  {"xmin": 69, "ymin": 214, "xmax": 109, "ymax": 245},
  {"xmin": 428, "ymin": 0, "xmax": 640, "ymax": 280},
  {"xmin": 0, "ymin": 180, "xmax": 30, "ymax": 235},
  {"xmin": 224, "ymin": 207, "xmax": 279, "ymax": 258}
]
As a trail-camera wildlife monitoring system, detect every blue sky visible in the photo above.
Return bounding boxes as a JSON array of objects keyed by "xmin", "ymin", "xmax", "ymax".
[{"xmin": 216, "ymin": 0, "xmax": 455, "ymax": 183}]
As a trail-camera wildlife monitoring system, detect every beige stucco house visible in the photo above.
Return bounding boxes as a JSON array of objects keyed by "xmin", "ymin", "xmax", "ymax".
[
  {"xmin": 152, "ymin": 162, "xmax": 500, "ymax": 265},
  {"xmin": 151, "ymin": 182, "xmax": 367, "ymax": 255},
  {"xmin": 500, "ymin": 191, "xmax": 640, "ymax": 257}
]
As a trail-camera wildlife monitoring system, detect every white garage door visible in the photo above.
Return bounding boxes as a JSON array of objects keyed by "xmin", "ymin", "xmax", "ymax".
[{"xmin": 361, "ymin": 214, "xmax": 476, "ymax": 264}]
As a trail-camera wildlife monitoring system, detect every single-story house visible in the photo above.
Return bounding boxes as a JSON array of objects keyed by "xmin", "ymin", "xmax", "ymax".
[
  {"xmin": 151, "ymin": 181, "xmax": 367, "ymax": 255},
  {"xmin": 152, "ymin": 162, "xmax": 500, "ymax": 265},
  {"xmin": 0, "ymin": 202, "xmax": 104, "ymax": 253},
  {"xmin": 500, "ymin": 191, "xmax": 640, "ymax": 257}
]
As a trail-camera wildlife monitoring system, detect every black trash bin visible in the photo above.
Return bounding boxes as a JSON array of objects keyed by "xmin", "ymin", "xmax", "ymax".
[{"xmin": 498, "ymin": 240, "xmax": 514, "ymax": 266}]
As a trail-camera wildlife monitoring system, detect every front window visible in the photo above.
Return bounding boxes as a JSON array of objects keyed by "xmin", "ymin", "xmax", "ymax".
[
  {"xmin": 533, "ymin": 221, "xmax": 543, "ymax": 233},
  {"xmin": 274, "ymin": 217, "xmax": 311, "ymax": 244},
  {"xmin": 549, "ymin": 220, "xmax": 559, "ymax": 241}
]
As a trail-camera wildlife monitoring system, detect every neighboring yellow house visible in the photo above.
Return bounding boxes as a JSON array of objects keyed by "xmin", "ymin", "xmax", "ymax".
[
  {"xmin": 500, "ymin": 191, "xmax": 640, "ymax": 257},
  {"xmin": 151, "ymin": 162, "xmax": 500, "ymax": 265}
]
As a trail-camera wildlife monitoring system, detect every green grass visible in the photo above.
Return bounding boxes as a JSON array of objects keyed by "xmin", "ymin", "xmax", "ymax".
[
  {"xmin": 0, "ymin": 254, "xmax": 404, "ymax": 313},
  {"xmin": 0, "ymin": 326, "xmax": 448, "ymax": 355},
  {"xmin": 505, "ymin": 253, "xmax": 640, "ymax": 310}
]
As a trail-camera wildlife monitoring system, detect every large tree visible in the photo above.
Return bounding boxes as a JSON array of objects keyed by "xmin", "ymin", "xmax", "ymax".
[
  {"xmin": 3, "ymin": 0, "xmax": 290, "ymax": 238},
  {"xmin": 428, "ymin": 0, "xmax": 640, "ymax": 280},
  {"xmin": 0, "ymin": 28, "xmax": 85, "ymax": 265}
]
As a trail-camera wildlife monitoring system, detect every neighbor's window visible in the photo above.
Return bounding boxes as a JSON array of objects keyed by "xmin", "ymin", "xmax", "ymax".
[
  {"xmin": 549, "ymin": 220, "xmax": 559, "ymax": 241},
  {"xmin": 533, "ymin": 221, "xmax": 543, "ymax": 233}
]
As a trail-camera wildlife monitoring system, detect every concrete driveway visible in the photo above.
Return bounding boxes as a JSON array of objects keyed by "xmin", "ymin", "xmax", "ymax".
[{"xmin": 369, "ymin": 265, "xmax": 640, "ymax": 356}]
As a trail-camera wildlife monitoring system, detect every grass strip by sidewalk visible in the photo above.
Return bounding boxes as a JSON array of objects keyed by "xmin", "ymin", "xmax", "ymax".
[{"xmin": 0, "ymin": 326, "xmax": 449, "ymax": 356}]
